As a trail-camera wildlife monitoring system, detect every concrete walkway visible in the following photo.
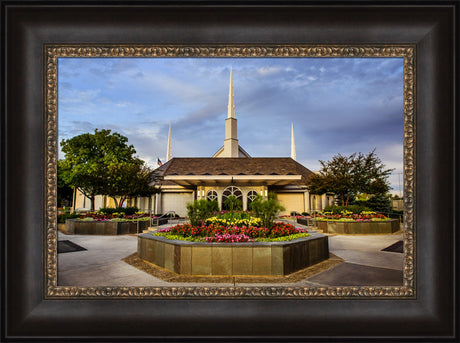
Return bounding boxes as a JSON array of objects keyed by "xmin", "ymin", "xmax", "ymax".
[
  {"xmin": 306, "ymin": 232, "xmax": 403, "ymax": 286},
  {"xmin": 57, "ymin": 224, "xmax": 404, "ymax": 287}
]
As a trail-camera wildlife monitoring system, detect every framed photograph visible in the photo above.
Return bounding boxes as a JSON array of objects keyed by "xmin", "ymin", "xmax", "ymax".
[{"xmin": 2, "ymin": 1, "xmax": 457, "ymax": 341}]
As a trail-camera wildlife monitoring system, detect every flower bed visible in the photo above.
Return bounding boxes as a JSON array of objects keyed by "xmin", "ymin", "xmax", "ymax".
[
  {"xmin": 296, "ymin": 210, "xmax": 400, "ymax": 234},
  {"xmin": 138, "ymin": 207, "xmax": 329, "ymax": 276},
  {"xmin": 77, "ymin": 211, "xmax": 154, "ymax": 222},
  {"xmin": 153, "ymin": 222, "xmax": 309, "ymax": 243},
  {"xmin": 61, "ymin": 210, "xmax": 168, "ymax": 235},
  {"xmin": 314, "ymin": 210, "xmax": 390, "ymax": 222}
]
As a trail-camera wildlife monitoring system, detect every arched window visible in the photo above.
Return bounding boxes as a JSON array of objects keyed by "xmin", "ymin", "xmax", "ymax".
[
  {"xmin": 222, "ymin": 186, "xmax": 243, "ymax": 211},
  {"xmin": 247, "ymin": 190, "xmax": 258, "ymax": 208},
  {"xmin": 206, "ymin": 190, "xmax": 218, "ymax": 201}
]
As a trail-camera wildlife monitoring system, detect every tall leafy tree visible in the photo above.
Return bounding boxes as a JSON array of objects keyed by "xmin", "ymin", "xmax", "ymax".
[
  {"xmin": 307, "ymin": 150, "xmax": 393, "ymax": 206},
  {"xmin": 105, "ymin": 162, "xmax": 158, "ymax": 207},
  {"xmin": 60, "ymin": 129, "xmax": 155, "ymax": 211},
  {"xmin": 57, "ymin": 159, "xmax": 74, "ymax": 208}
]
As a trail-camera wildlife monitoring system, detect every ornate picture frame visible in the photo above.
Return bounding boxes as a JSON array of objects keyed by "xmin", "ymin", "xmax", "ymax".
[
  {"xmin": 46, "ymin": 45, "xmax": 415, "ymax": 299},
  {"xmin": 3, "ymin": 2, "xmax": 456, "ymax": 340}
]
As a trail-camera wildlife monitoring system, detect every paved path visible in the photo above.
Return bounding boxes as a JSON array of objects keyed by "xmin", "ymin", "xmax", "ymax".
[{"xmin": 58, "ymin": 224, "xmax": 403, "ymax": 287}]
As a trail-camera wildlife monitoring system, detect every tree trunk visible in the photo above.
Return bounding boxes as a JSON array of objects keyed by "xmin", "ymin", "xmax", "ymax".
[
  {"xmin": 111, "ymin": 197, "xmax": 119, "ymax": 208},
  {"xmin": 345, "ymin": 194, "xmax": 350, "ymax": 207},
  {"xmin": 90, "ymin": 196, "xmax": 95, "ymax": 212}
]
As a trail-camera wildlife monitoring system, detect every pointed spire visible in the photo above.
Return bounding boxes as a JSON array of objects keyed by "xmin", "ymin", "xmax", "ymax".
[
  {"xmin": 227, "ymin": 67, "xmax": 235, "ymax": 118},
  {"xmin": 291, "ymin": 123, "xmax": 296, "ymax": 161},
  {"xmin": 166, "ymin": 123, "xmax": 172, "ymax": 162}
]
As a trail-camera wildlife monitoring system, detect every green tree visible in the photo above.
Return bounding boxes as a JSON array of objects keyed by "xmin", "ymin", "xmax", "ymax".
[
  {"xmin": 307, "ymin": 150, "xmax": 393, "ymax": 206},
  {"xmin": 57, "ymin": 159, "xmax": 74, "ymax": 208},
  {"xmin": 60, "ymin": 129, "xmax": 153, "ymax": 211},
  {"xmin": 105, "ymin": 161, "xmax": 158, "ymax": 207},
  {"xmin": 249, "ymin": 193, "xmax": 285, "ymax": 229}
]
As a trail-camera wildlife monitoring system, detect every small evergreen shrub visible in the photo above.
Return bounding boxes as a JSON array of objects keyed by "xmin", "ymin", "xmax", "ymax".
[
  {"xmin": 121, "ymin": 206, "xmax": 139, "ymax": 215},
  {"xmin": 365, "ymin": 194, "xmax": 392, "ymax": 213},
  {"xmin": 186, "ymin": 199, "xmax": 219, "ymax": 226},
  {"xmin": 98, "ymin": 206, "xmax": 139, "ymax": 215},
  {"xmin": 249, "ymin": 193, "xmax": 285, "ymax": 229},
  {"xmin": 57, "ymin": 212, "xmax": 80, "ymax": 223}
]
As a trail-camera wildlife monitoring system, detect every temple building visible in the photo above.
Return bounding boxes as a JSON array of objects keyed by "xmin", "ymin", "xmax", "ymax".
[
  {"xmin": 145, "ymin": 68, "xmax": 334, "ymax": 216},
  {"xmin": 72, "ymin": 69, "xmax": 335, "ymax": 215}
]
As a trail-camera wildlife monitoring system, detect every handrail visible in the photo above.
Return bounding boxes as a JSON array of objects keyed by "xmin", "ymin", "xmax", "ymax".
[{"xmin": 150, "ymin": 211, "xmax": 177, "ymax": 227}]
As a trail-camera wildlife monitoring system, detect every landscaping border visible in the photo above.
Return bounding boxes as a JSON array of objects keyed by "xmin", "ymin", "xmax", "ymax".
[
  {"xmin": 138, "ymin": 232, "xmax": 329, "ymax": 276},
  {"xmin": 310, "ymin": 219, "xmax": 400, "ymax": 234},
  {"xmin": 64, "ymin": 219, "xmax": 154, "ymax": 235}
]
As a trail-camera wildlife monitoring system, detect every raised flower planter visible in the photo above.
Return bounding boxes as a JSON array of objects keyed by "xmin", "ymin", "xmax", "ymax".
[
  {"xmin": 64, "ymin": 219, "xmax": 153, "ymax": 235},
  {"xmin": 137, "ymin": 232, "xmax": 329, "ymax": 276},
  {"xmin": 315, "ymin": 219, "xmax": 400, "ymax": 234}
]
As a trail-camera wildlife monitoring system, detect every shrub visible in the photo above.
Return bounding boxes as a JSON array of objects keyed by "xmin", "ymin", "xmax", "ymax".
[
  {"xmin": 249, "ymin": 193, "xmax": 285, "ymax": 229},
  {"xmin": 222, "ymin": 195, "xmax": 243, "ymax": 211},
  {"xmin": 186, "ymin": 199, "xmax": 219, "ymax": 226},
  {"xmin": 98, "ymin": 206, "xmax": 139, "ymax": 215},
  {"xmin": 98, "ymin": 207, "xmax": 117, "ymax": 215},
  {"xmin": 122, "ymin": 206, "xmax": 139, "ymax": 215},
  {"xmin": 365, "ymin": 194, "xmax": 392, "ymax": 213},
  {"xmin": 57, "ymin": 212, "xmax": 80, "ymax": 223}
]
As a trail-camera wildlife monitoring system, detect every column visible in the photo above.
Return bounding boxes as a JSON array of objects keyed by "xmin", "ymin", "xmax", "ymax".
[
  {"xmin": 217, "ymin": 190, "xmax": 223, "ymax": 210},
  {"xmin": 243, "ymin": 190, "xmax": 248, "ymax": 211},
  {"xmin": 155, "ymin": 193, "xmax": 162, "ymax": 215},
  {"xmin": 321, "ymin": 194, "xmax": 328, "ymax": 210},
  {"xmin": 304, "ymin": 191, "xmax": 310, "ymax": 214}
]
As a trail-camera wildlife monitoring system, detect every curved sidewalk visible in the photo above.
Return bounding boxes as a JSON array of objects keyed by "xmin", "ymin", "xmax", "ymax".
[{"xmin": 57, "ymin": 225, "xmax": 404, "ymax": 287}]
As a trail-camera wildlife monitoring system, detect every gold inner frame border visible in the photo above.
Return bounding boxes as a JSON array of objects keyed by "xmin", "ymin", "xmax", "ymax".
[{"xmin": 44, "ymin": 44, "xmax": 416, "ymax": 299}]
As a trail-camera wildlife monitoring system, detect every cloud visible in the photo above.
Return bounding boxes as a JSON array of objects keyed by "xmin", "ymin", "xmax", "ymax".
[
  {"xmin": 57, "ymin": 57, "xmax": 404, "ymax": 185},
  {"xmin": 257, "ymin": 66, "xmax": 281, "ymax": 76}
]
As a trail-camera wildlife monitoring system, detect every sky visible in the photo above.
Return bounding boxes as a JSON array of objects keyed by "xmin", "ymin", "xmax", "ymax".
[{"xmin": 57, "ymin": 57, "xmax": 404, "ymax": 196}]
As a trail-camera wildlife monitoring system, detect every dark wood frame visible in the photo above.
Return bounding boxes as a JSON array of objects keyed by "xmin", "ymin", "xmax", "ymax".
[{"xmin": 2, "ymin": 1, "xmax": 457, "ymax": 341}]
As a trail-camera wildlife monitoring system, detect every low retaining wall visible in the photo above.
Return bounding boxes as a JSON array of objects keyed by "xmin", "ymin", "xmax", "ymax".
[
  {"xmin": 64, "ymin": 219, "xmax": 152, "ymax": 235},
  {"xmin": 315, "ymin": 219, "xmax": 400, "ymax": 234},
  {"xmin": 138, "ymin": 233, "xmax": 329, "ymax": 276}
]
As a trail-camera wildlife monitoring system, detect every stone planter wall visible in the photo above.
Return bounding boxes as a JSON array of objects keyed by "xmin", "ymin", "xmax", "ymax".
[
  {"xmin": 138, "ymin": 233, "xmax": 329, "ymax": 276},
  {"xmin": 64, "ymin": 219, "xmax": 153, "ymax": 235},
  {"xmin": 315, "ymin": 219, "xmax": 400, "ymax": 234}
]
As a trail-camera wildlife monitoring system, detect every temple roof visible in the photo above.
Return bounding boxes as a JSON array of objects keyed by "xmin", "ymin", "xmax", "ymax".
[{"xmin": 153, "ymin": 157, "xmax": 313, "ymax": 187}]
